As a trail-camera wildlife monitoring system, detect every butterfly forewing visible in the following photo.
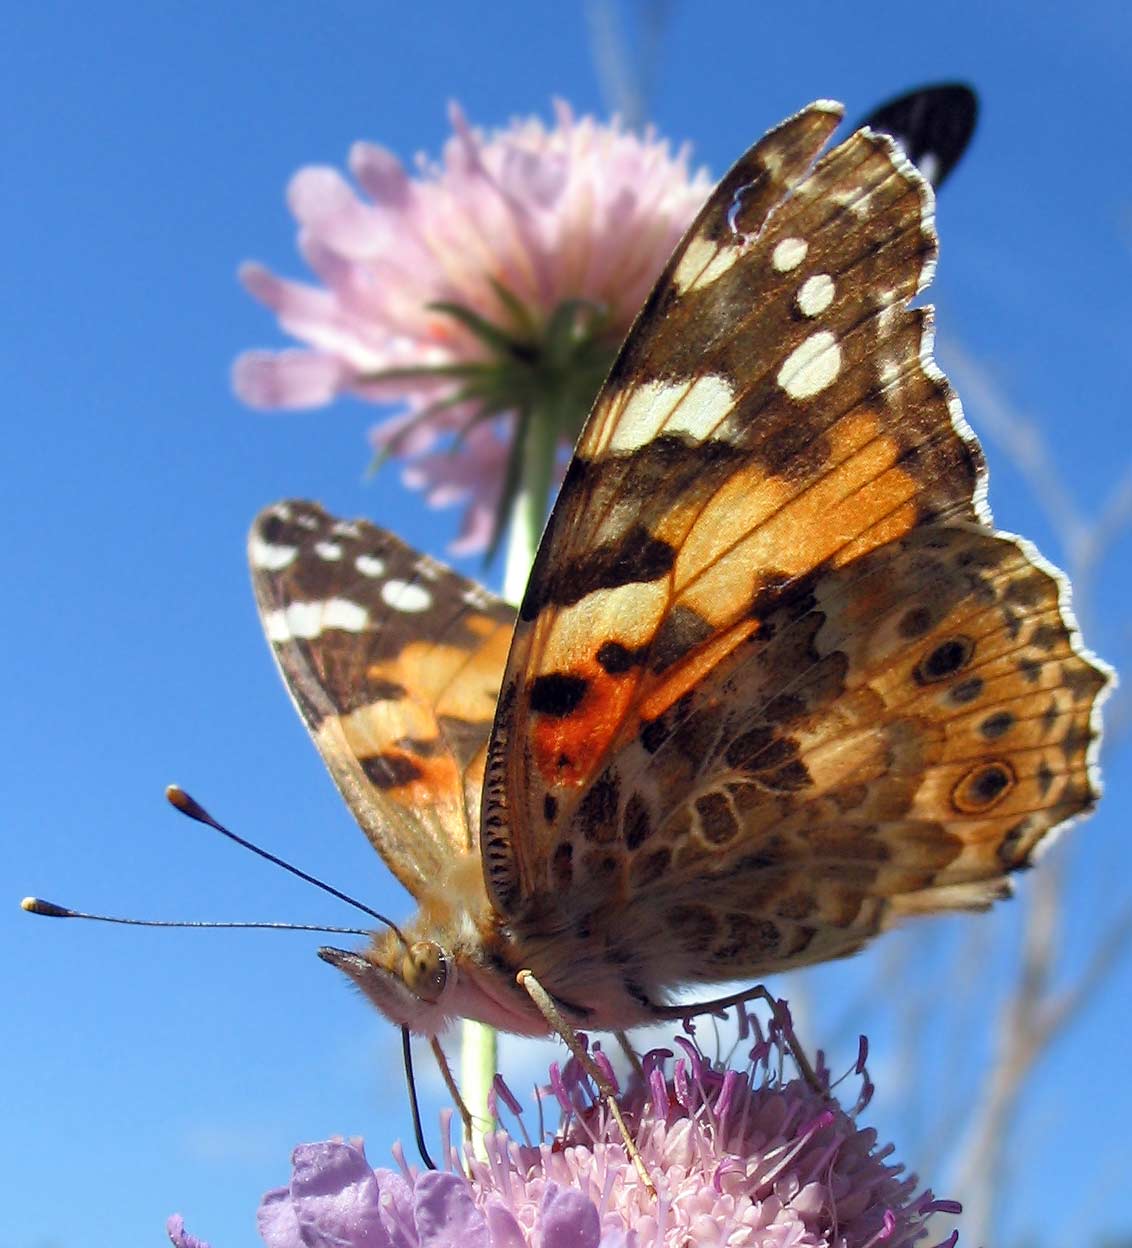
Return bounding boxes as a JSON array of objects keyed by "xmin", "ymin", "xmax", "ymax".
[
  {"xmin": 250, "ymin": 501, "xmax": 514, "ymax": 897},
  {"xmin": 480, "ymin": 101, "xmax": 1109, "ymax": 980}
]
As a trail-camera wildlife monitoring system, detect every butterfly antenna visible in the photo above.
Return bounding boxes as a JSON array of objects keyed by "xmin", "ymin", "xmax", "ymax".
[
  {"xmin": 401, "ymin": 1025, "xmax": 437, "ymax": 1170},
  {"xmin": 165, "ymin": 785, "xmax": 407, "ymax": 944},
  {"xmin": 20, "ymin": 897, "xmax": 373, "ymax": 936}
]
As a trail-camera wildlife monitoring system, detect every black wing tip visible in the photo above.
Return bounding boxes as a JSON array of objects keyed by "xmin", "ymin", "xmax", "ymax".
[{"xmin": 854, "ymin": 82, "xmax": 979, "ymax": 190}]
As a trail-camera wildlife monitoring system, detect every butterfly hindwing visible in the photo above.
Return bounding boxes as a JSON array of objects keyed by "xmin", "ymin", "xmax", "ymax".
[
  {"xmin": 557, "ymin": 525, "xmax": 1106, "ymax": 982},
  {"xmin": 250, "ymin": 501, "xmax": 514, "ymax": 898}
]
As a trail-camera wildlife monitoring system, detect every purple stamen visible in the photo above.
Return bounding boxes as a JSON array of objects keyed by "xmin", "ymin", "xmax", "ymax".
[
  {"xmin": 921, "ymin": 1198, "xmax": 963, "ymax": 1216},
  {"xmin": 549, "ymin": 1061, "xmax": 572, "ymax": 1114},
  {"xmin": 649, "ymin": 1065, "xmax": 670, "ymax": 1114},
  {"xmin": 855, "ymin": 1076, "xmax": 875, "ymax": 1114},
  {"xmin": 493, "ymin": 1073, "xmax": 523, "ymax": 1118},
  {"xmin": 672, "ymin": 1057, "xmax": 690, "ymax": 1109},
  {"xmin": 593, "ymin": 1049, "xmax": 619, "ymax": 1093},
  {"xmin": 716, "ymin": 1069, "xmax": 741, "ymax": 1136},
  {"xmin": 736, "ymin": 1008, "xmax": 751, "ymax": 1041},
  {"xmin": 815, "ymin": 1047, "xmax": 829, "ymax": 1085},
  {"xmin": 748, "ymin": 1037, "xmax": 771, "ymax": 1068},
  {"xmin": 439, "ymin": 1108, "xmax": 454, "ymax": 1171},
  {"xmin": 712, "ymin": 1155, "xmax": 745, "ymax": 1192},
  {"xmin": 641, "ymin": 1047, "xmax": 673, "ymax": 1078},
  {"xmin": 673, "ymin": 1034, "xmax": 701, "ymax": 1075},
  {"xmin": 861, "ymin": 1209, "xmax": 897, "ymax": 1247}
]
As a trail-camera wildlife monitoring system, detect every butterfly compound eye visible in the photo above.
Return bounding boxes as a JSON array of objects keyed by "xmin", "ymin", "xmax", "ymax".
[{"xmin": 402, "ymin": 941, "xmax": 449, "ymax": 1001}]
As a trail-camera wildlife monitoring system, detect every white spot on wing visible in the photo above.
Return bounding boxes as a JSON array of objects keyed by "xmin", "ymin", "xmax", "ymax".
[
  {"xmin": 672, "ymin": 234, "xmax": 741, "ymax": 294},
  {"xmin": 796, "ymin": 274, "xmax": 834, "ymax": 317},
  {"xmin": 830, "ymin": 185, "xmax": 872, "ymax": 219},
  {"xmin": 607, "ymin": 374, "xmax": 735, "ymax": 452},
  {"xmin": 264, "ymin": 610, "xmax": 290, "ymax": 643},
  {"xmin": 772, "ymin": 237, "xmax": 807, "ymax": 272},
  {"xmin": 382, "ymin": 580, "xmax": 432, "ymax": 613},
  {"xmin": 265, "ymin": 598, "xmax": 369, "ymax": 641},
  {"xmin": 249, "ymin": 536, "xmax": 297, "ymax": 571},
  {"xmin": 355, "ymin": 555, "xmax": 385, "ymax": 578},
  {"xmin": 777, "ymin": 331, "xmax": 841, "ymax": 399},
  {"xmin": 314, "ymin": 541, "xmax": 343, "ymax": 561},
  {"xmin": 463, "ymin": 586, "xmax": 494, "ymax": 609},
  {"xmin": 322, "ymin": 598, "xmax": 370, "ymax": 632}
]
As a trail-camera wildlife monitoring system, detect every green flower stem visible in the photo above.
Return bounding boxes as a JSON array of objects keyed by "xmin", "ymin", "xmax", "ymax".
[
  {"xmin": 462, "ymin": 402, "xmax": 558, "ymax": 1152},
  {"xmin": 503, "ymin": 406, "xmax": 556, "ymax": 604}
]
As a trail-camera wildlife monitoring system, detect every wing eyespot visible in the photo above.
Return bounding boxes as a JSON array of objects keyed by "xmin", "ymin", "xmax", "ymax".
[
  {"xmin": 952, "ymin": 761, "xmax": 1016, "ymax": 814},
  {"xmin": 913, "ymin": 636, "xmax": 975, "ymax": 684}
]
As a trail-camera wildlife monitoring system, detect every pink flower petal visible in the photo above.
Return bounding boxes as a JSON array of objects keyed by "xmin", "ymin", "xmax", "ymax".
[
  {"xmin": 287, "ymin": 167, "xmax": 390, "ymax": 260},
  {"xmin": 411, "ymin": 1172, "xmax": 489, "ymax": 1248},
  {"xmin": 349, "ymin": 142, "xmax": 414, "ymax": 209},
  {"xmin": 166, "ymin": 1213, "xmax": 212, "ymax": 1248},
  {"xmin": 236, "ymin": 101, "xmax": 713, "ymax": 549},
  {"xmin": 232, "ymin": 349, "xmax": 348, "ymax": 409},
  {"xmin": 538, "ymin": 1183, "xmax": 600, "ymax": 1248},
  {"xmin": 289, "ymin": 1140, "xmax": 393, "ymax": 1248},
  {"xmin": 256, "ymin": 1186, "xmax": 302, "ymax": 1248}
]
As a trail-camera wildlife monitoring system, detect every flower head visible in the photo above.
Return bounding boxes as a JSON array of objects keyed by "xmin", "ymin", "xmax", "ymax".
[
  {"xmin": 234, "ymin": 102, "xmax": 711, "ymax": 553},
  {"xmin": 210, "ymin": 1015, "xmax": 958, "ymax": 1247}
]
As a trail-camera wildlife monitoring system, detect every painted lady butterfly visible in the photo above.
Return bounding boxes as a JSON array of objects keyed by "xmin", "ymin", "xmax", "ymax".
[{"xmin": 249, "ymin": 102, "xmax": 1108, "ymax": 1058}]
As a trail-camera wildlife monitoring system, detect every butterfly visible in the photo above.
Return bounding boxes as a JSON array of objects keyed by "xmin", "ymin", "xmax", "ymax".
[{"xmin": 249, "ymin": 100, "xmax": 1108, "ymax": 1070}]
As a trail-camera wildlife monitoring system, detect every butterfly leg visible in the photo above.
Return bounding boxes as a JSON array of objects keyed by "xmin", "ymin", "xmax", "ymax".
[
  {"xmin": 651, "ymin": 983, "xmax": 822, "ymax": 1093},
  {"xmin": 517, "ymin": 970, "xmax": 657, "ymax": 1197},
  {"xmin": 429, "ymin": 1036, "xmax": 476, "ymax": 1148}
]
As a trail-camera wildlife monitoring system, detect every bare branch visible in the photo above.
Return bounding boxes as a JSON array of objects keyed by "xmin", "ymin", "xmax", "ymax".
[
  {"xmin": 936, "ymin": 335, "xmax": 1130, "ymax": 1243},
  {"xmin": 584, "ymin": 0, "xmax": 673, "ymax": 128},
  {"xmin": 1040, "ymin": 902, "xmax": 1132, "ymax": 1038}
]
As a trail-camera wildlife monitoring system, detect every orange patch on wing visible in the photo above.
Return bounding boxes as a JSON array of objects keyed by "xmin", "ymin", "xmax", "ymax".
[
  {"xmin": 366, "ymin": 631, "xmax": 511, "ymax": 723},
  {"xmin": 531, "ymin": 664, "xmax": 639, "ymax": 789},
  {"xmin": 392, "ymin": 751, "xmax": 463, "ymax": 805},
  {"xmin": 639, "ymin": 616, "xmax": 760, "ymax": 722},
  {"xmin": 670, "ymin": 413, "xmax": 920, "ymax": 628},
  {"xmin": 671, "ymin": 465, "xmax": 791, "ymax": 608},
  {"xmin": 465, "ymin": 613, "xmax": 500, "ymax": 638}
]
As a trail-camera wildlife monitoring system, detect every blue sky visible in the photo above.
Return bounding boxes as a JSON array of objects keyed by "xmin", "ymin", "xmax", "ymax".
[{"xmin": 6, "ymin": 3, "xmax": 1131, "ymax": 1246}]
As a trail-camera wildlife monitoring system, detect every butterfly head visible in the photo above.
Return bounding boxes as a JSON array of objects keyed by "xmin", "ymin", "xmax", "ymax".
[{"xmin": 319, "ymin": 929, "xmax": 457, "ymax": 1035}]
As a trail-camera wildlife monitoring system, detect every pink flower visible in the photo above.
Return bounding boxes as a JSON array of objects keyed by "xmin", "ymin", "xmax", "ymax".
[
  {"xmin": 174, "ymin": 1015, "xmax": 960, "ymax": 1246},
  {"xmin": 234, "ymin": 102, "xmax": 711, "ymax": 553}
]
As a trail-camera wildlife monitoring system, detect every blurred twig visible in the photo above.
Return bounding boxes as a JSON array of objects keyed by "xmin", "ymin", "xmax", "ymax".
[
  {"xmin": 585, "ymin": 0, "xmax": 673, "ymax": 128},
  {"xmin": 951, "ymin": 866, "xmax": 1132, "ymax": 1240},
  {"xmin": 940, "ymin": 341, "xmax": 1132, "ymax": 1243}
]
